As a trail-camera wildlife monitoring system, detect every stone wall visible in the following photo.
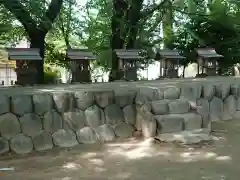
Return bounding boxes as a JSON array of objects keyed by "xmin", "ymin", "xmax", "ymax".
[{"xmin": 0, "ymin": 79, "xmax": 239, "ymax": 155}]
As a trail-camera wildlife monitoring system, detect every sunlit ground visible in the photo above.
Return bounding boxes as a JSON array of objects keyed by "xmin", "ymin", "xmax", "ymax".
[{"xmin": 1, "ymin": 120, "xmax": 240, "ymax": 180}]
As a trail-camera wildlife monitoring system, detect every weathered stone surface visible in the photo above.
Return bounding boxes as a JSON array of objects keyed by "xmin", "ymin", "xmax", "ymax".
[
  {"xmin": 43, "ymin": 110, "xmax": 63, "ymax": 133},
  {"xmin": 0, "ymin": 138, "xmax": 9, "ymax": 154},
  {"xmin": 52, "ymin": 92, "xmax": 72, "ymax": 113},
  {"xmin": 63, "ymin": 111, "xmax": 86, "ymax": 131},
  {"xmin": 11, "ymin": 95, "xmax": 32, "ymax": 116},
  {"xmin": 163, "ymin": 87, "xmax": 180, "ymax": 99},
  {"xmin": 113, "ymin": 123, "xmax": 135, "ymax": 138},
  {"xmin": 156, "ymin": 115, "xmax": 184, "ymax": 133},
  {"xmin": 0, "ymin": 95, "xmax": 9, "ymax": 115},
  {"xmin": 76, "ymin": 127, "xmax": 98, "ymax": 144},
  {"xmin": 0, "ymin": 113, "xmax": 21, "ymax": 140},
  {"xmin": 181, "ymin": 84, "xmax": 202, "ymax": 99},
  {"xmin": 215, "ymin": 83, "xmax": 230, "ymax": 99},
  {"xmin": 237, "ymin": 98, "xmax": 240, "ymax": 111},
  {"xmin": 115, "ymin": 89, "xmax": 136, "ymax": 108},
  {"xmin": 210, "ymin": 97, "xmax": 224, "ymax": 121},
  {"xmin": 233, "ymin": 111, "xmax": 240, "ymax": 120},
  {"xmin": 10, "ymin": 134, "xmax": 33, "ymax": 154},
  {"xmin": 151, "ymin": 100, "xmax": 169, "ymax": 115},
  {"xmin": 75, "ymin": 91, "xmax": 94, "ymax": 110},
  {"xmin": 182, "ymin": 113, "xmax": 202, "ymax": 130},
  {"xmin": 104, "ymin": 104, "xmax": 124, "ymax": 125},
  {"xmin": 52, "ymin": 129, "xmax": 78, "ymax": 148},
  {"xmin": 222, "ymin": 95, "xmax": 236, "ymax": 120},
  {"xmin": 96, "ymin": 124, "xmax": 115, "ymax": 142},
  {"xmin": 33, "ymin": 93, "xmax": 53, "ymax": 115},
  {"xmin": 123, "ymin": 105, "xmax": 136, "ymax": 125},
  {"xmin": 85, "ymin": 105, "xmax": 104, "ymax": 128},
  {"xmin": 168, "ymin": 99, "xmax": 190, "ymax": 114},
  {"xmin": 19, "ymin": 113, "xmax": 42, "ymax": 137},
  {"xmin": 141, "ymin": 118, "xmax": 157, "ymax": 138},
  {"xmin": 137, "ymin": 87, "xmax": 163, "ymax": 101},
  {"xmin": 32, "ymin": 131, "xmax": 53, "ymax": 151},
  {"xmin": 135, "ymin": 112, "xmax": 144, "ymax": 131},
  {"xmin": 197, "ymin": 99, "xmax": 210, "ymax": 128},
  {"xmin": 231, "ymin": 83, "xmax": 240, "ymax": 98},
  {"xmin": 94, "ymin": 91, "xmax": 114, "ymax": 108},
  {"xmin": 203, "ymin": 84, "xmax": 215, "ymax": 100}
]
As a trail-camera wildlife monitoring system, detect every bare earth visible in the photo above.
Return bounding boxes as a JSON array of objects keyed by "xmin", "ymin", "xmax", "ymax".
[{"xmin": 0, "ymin": 120, "xmax": 239, "ymax": 180}]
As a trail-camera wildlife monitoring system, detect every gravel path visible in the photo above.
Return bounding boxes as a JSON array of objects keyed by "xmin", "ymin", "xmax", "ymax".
[{"xmin": 0, "ymin": 120, "xmax": 239, "ymax": 180}]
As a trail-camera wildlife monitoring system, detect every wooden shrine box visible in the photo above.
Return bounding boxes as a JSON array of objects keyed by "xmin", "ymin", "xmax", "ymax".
[
  {"xmin": 67, "ymin": 49, "xmax": 96, "ymax": 83},
  {"xmin": 115, "ymin": 49, "xmax": 144, "ymax": 81},
  {"xmin": 196, "ymin": 48, "xmax": 223, "ymax": 76},
  {"xmin": 155, "ymin": 49, "xmax": 185, "ymax": 78},
  {"xmin": 6, "ymin": 48, "xmax": 42, "ymax": 85}
]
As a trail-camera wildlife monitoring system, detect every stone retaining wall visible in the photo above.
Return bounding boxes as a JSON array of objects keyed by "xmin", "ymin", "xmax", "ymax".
[{"xmin": 0, "ymin": 80, "xmax": 239, "ymax": 155}]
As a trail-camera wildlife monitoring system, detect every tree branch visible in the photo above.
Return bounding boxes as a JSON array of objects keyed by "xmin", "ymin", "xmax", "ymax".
[
  {"xmin": 1, "ymin": 0, "xmax": 37, "ymax": 34},
  {"xmin": 39, "ymin": 0, "xmax": 63, "ymax": 33}
]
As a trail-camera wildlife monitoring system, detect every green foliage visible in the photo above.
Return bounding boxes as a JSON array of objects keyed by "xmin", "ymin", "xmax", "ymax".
[{"xmin": 44, "ymin": 66, "xmax": 60, "ymax": 84}]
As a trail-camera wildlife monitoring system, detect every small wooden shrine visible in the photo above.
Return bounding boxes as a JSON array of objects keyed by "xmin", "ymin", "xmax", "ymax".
[
  {"xmin": 6, "ymin": 48, "xmax": 42, "ymax": 85},
  {"xmin": 67, "ymin": 49, "xmax": 96, "ymax": 83},
  {"xmin": 195, "ymin": 48, "xmax": 223, "ymax": 76},
  {"xmin": 155, "ymin": 49, "xmax": 185, "ymax": 78}
]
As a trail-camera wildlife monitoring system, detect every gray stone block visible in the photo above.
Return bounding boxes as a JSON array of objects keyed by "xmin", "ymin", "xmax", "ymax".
[
  {"xmin": 94, "ymin": 91, "xmax": 114, "ymax": 108},
  {"xmin": 180, "ymin": 83, "xmax": 202, "ymax": 99},
  {"xmin": 123, "ymin": 105, "xmax": 136, "ymax": 125},
  {"xmin": 141, "ymin": 118, "xmax": 157, "ymax": 138},
  {"xmin": 33, "ymin": 93, "xmax": 53, "ymax": 115},
  {"xmin": 85, "ymin": 105, "xmax": 104, "ymax": 128},
  {"xmin": 215, "ymin": 83, "xmax": 230, "ymax": 99},
  {"xmin": 135, "ymin": 112, "xmax": 144, "ymax": 131},
  {"xmin": 0, "ymin": 95, "xmax": 10, "ymax": 115},
  {"xmin": 19, "ymin": 113, "xmax": 42, "ymax": 137},
  {"xmin": 74, "ymin": 91, "xmax": 94, "ymax": 110},
  {"xmin": 210, "ymin": 96, "xmax": 223, "ymax": 121},
  {"xmin": 156, "ymin": 115, "xmax": 184, "ymax": 133},
  {"xmin": 168, "ymin": 99, "xmax": 190, "ymax": 114},
  {"xmin": 76, "ymin": 127, "xmax": 98, "ymax": 144},
  {"xmin": 0, "ymin": 113, "xmax": 21, "ymax": 140},
  {"xmin": 32, "ymin": 131, "xmax": 53, "ymax": 151},
  {"xmin": 43, "ymin": 110, "xmax": 63, "ymax": 133},
  {"xmin": 236, "ymin": 98, "xmax": 240, "ymax": 110},
  {"xmin": 10, "ymin": 134, "xmax": 33, "ymax": 154},
  {"xmin": 11, "ymin": 95, "xmax": 32, "ymax": 116},
  {"xmin": 96, "ymin": 124, "xmax": 115, "ymax": 142},
  {"xmin": 197, "ymin": 98, "xmax": 210, "ymax": 128},
  {"xmin": 151, "ymin": 100, "xmax": 169, "ymax": 115},
  {"xmin": 137, "ymin": 87, "xmax": 163, "ymax": 101},
  {"xmin": 115, "ymin": 89, "xmax": 136, "ymax": 108},
  {"xmin": 52, "ymin": 129, "xmax": 78, "ymax": 148},
  {"xmin": 113, "ymin": 123, "xmax": 135, "ymax": 138},
  {"xmin": 0, "ymin": 138, "xmax": 9, "ymax": 154},
  {"xmin": 202, "ymin": 84, "xmax": 215, "ymax": 100},
  {"xmin": 182, "ymin": 113, "xmax": 202, "ymax": 130},
  {"xmin": 52, "ymin": 92, "xmax": 72, "ymax": 113},
  {"xmin": 63, "ymin": 111, "xmax": 86, "ymax": 131},
  {"xmin": 163, "ymin": 87, "xmax": 180, "ymax": 100},
  {"xmin": 222, "ymin": 95, "xmax": 236, "ymax": 120},
  {"xmin": 231, "ymin": 83, "xmax": 240, "ymax": 98},
  {"xmin": 104, "ymin": 104, "xmax": 124, "ymax": 125}
]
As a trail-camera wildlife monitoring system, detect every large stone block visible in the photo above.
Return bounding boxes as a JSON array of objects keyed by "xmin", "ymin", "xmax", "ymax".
[
  {"xmin": 104, "ymin": 104, "xmax": 124, "ymax": 125},
  {"xmin": 222, "ymin": 95, "xmax": 237, "ymax": 120},
  {"xmin": 0, "ymin": 138, "xmax": 9, "ymax": 154},
  {"xmin": 115, "ymin": 89, "xmax": 136, "ymax": 108},
  {"xmin": 168, "ymin": 99, "xmax": 190, "ymax": 114},
  {"xmin": 141, "ymin": 118, "xmax": 157, "ymax": 138},
  {"xmin": 32, "ymin": 131, "xmax": 53, "ymax": 151},
  {"xmin": 63, "ymin": 110, "xmax": 86, "ymax": 131},
  {"xmin": 136, "ymin": 87, "xmax": 163, "ymax": 101},
  {"xmin": 33, "ymin": 93, "xmax": 53, "ymax": 115},
  {"xmin": 181, "ymin": 83, "xmax": 202, "ymax": 99},
  {"xmin": 96, "ymin": 124, "xmax": 115, "ymax": 142},
  {"xmin": 215, "ymin": 83, "xmax": 230, "ymax": 100},
  {"xmin": 94, "ymin": 91, "xmax": 114, "ymax": 108},
  {"xmin": 76, "ymin": 127, "xmax": 99, "ymax": 144},
  {"xmin": 52, "ymin": 92, "xmax": 73, "ymax": 113},
  {"xmin": 11, "ymin": 95, "xmax": 32, "ymax": 116},
  {"xmin": 236, "ymin": 97, "xmax": 240, "ymax": 111},
  {"xmin": 123, "ymin": 105, "xmax": 136, "ymax": 125},
  {"xmin": 85, "ymin": 105, "xmax": 105, "ymax": 128},
  {"xmin": 135, "ymin": 112, "xmax": 144, "ymax": 131},
  {"xmin": 163, "ymin": 87, "xmax": 180, "ymax": 100},
  {"xmin": 151, "ymin": 100, "xmax": 169, "ymax": 115},
  {"xmin": 10, "ymin": 134, "xmax": 33, "ymax": 154},
  {"xmin": 19, "ymin": 113, "xmax": 42, "ymax": 137},
  {"xmin": 0, "ymin": 113, "xmax": 21, "ymax": 140},
  {"xmin": 0, "ymin": 95, "xmax": 10, "ymax": 115},
  {"xmin": 113, "ymin": 123, "xmax": 135, "ymax": 138},
  {"xmin": 74, "ymin": 91, "xmax": 94, "ymax": 110},
  {"xmin": 202, "ymin": 84, "xmax": 215, "ymax": 100},
  {"xmin": 197, "ymin": 99, "xmax": 210, "ymax": 128},
  {"xmin": 231, "ymin": 83, "xmax": 240, "ymax": 98},
  {"xmin": 43, "ymin": 110, "xmax": 63, "ymax": 133},
  {"xmin": 52, "ymin": 129, "xmax": 78, "ymax": 148},
  {"xmin": 210, "ymin": 97, "xmax": 223, "ymax": 121},
  {"xmin": 156, "ymin": 115, "xmax": 184, "ymax": 133},
  {"xmin": 182, "ymin": 113, "xmax": 202, "ymax": 130}
]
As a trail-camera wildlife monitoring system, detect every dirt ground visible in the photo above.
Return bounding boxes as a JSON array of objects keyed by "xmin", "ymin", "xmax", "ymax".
[{"xmin": 0, "ymin": 120, "xmax": 239, "ymax": 180}]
